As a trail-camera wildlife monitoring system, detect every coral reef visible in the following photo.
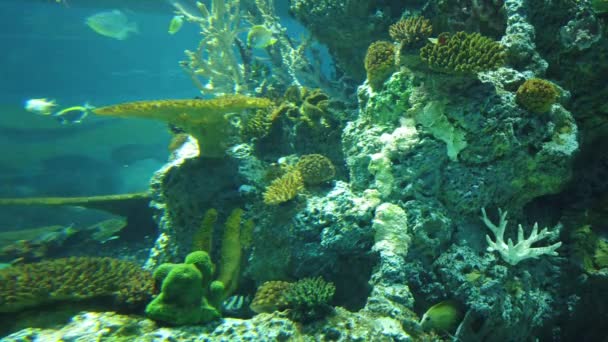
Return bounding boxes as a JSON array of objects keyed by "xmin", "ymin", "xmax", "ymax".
[
  {"xmin": 263, "ymin": 170, "xmax": 305, "ymax": 205},
  {"xmin": 0, "ymin": 257, "xmax": 154, "ymax": 313},
  {"xmin": 295, "ymin": 154, "xmax": 336, "ymax": 185}
]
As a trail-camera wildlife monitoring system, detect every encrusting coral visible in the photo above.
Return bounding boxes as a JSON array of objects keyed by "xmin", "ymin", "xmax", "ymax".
[
  {"xmin": 0, "ymin": 257, "xmax": 154, "ymax": 313},
  {"xmin": 364, "ymin": 41, "xmax": 397, "ymax": 91},
  {"xmin": 420, "ymin": 31, "xmax": 505, "ymax": 74},
  {"xmin": 515, "ymin": 78, "xmax": 559, "ymax": 114},
  {"xmin": 93, "ymin": 95, "xmax": 272, "ymax": 158}
]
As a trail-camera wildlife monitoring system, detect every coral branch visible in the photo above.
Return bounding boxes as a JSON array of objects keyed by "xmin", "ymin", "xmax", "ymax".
[{"xmin": 481, "ymin": 208, "xmax": 562, "ymax": 265}]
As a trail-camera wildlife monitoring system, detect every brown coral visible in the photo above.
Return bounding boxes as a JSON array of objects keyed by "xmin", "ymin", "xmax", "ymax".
[{"xmin": 364, "ymin": 41, "xmax": 397, "ymax": 91}]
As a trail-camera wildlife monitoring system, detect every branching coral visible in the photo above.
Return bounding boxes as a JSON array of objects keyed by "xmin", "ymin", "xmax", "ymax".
[
  {"xmin": 481, "ymin": 208, "xmax": 562, "ymax": 265},
  {"xmin": 389, "ymin": 16, "xmax": 433, "ymax": 48},
  {"xmin": 283, "ymin": 276, "xmax": 335, "ymax": 323},
  {"xmin": 0, "ymin": 257, "xmax": 154, "ymax": 313},
  {"xmin": 420, "ymin": 32, "xmax": 505, "ymax": 74}
]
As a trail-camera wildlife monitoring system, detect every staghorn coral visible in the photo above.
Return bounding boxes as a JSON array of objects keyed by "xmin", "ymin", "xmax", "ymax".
[
  {"xmin": 515, "ymin": 78, "xmax": 559, "ymax": 114},
  {"xmin": 250, "ymin": 280, "xmax": 292, "ymax": 313},
  {"xmin": 389, "ymin": 16, "xmax": 433, "ymax": 48},
  {"xmin": 0, "ymin": 257, "xmax": 154, "ymax": 313},
  {"xmin": 283, "ymin": 276, "xmax": 335, "ymax": 323},
  {"xmin": 295, "ymin": 154, "xmax": 336, "ymax": 185},
  {"xmin": 364, "ymin": 41, "xmax": 397, "ymax": 91},
  {"xmin": 93, "ymin": 95, "xmax": 272, "ymax": 158},
  {"xmin": 419, "ymin": 31, "xmax": 505, "ymax": 74},
  {"xmin": 263, "ymin": 170, "xmax": 305, "ymax": 205}
]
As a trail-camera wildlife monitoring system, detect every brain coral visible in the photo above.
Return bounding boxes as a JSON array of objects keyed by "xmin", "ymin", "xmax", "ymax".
[
  {"xmin": 0, "ymin": 257, "xmax": 154, "ymax": 313},
  {"xmin": 364, "ymin": 41, "xmax": 397, "ymax": 91},
  {"xmin": 420, "ymin": 31, "xmax": 505, "ymax": 74},
  {"xmin": 515, "ymin": 78, "xmax": 559, "ymax": 114},
  {"xmin": 296, "ymin": 154, "xmax": 336, "ymax": 185}
]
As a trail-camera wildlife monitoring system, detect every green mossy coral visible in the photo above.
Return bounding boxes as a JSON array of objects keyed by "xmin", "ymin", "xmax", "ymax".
[
  {"xmin": 516, "ymin": 78, "xmax": 559, "ymax": 114},
  {"xmin": 217, "ymin": 208, "xmax": 244, "ymax": 297},
  {"xmin": 283, "ymin": 277, "xmax": 335, "ymax": 323},
  {"xmin": 0, "ymin": 257, "xmax": 154, "ymax": 313},
  {"xmin": 419, "ymin": 32, "xmax": 505, "ymax": 74},
  {"xmin": 365, "ymin": 41, "xmax": 397, "ymax": 91},
  {"xmin": 389, "ymin": 16, "xmax": 433, "ymax": 48},
  {"xmin": 295, "ymin": 154, "xmax": 336, "ymax": 185},
  {"xmin": 145, "ymin": 251, "xmax": 222, "ymax": 325}
]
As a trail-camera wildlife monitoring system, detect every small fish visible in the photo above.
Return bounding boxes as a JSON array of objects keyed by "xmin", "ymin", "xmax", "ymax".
[
  {"xmin": 168, "ymin": 15, "xmax": 184, "ymax": 34},
  {"xmin": 247, "ymin": 25, "xmax": 277, "ymax": 49},
  {"xmin": 85, "ymin": 10, "xmax": 138, "ymax": 40},
  {"xmin": 419, "ymin": 300, "xmax": 462, "ymax": 333},
  {"xmin": 25, "ymin": 98, "xmax": 57, "ymax": 115},
  {"xmin": 52, "ymin": 103, "xmax": 94, "ymax": 124}
]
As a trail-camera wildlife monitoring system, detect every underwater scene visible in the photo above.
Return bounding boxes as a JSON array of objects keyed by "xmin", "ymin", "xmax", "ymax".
[{"xmin": 0, "ymin": 0, "xmax": 607, "ymax": 340}]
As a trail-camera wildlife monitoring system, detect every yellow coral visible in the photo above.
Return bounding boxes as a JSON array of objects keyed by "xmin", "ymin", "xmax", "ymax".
[
  {"xmin": 93, "ymin": 95, "xmax": 272, "ymax": 157},
  {"xmin": 263, "ymin": 170, "xmax": 304, "ymax": 205}
]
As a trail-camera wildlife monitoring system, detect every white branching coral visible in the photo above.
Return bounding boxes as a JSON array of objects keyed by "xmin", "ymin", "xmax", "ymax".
[{"xmin": 481, "ymin": 208, "xmax": 562, "ymax": 265}]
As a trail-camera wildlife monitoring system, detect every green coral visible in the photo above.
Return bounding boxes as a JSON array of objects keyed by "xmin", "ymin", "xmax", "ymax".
[
  {"xmin": 250, "ymin": 280, "xmax": 292, "ymax": 313},
  {"xmin": 516, "ymin": 78, "xmax": 559, "ymax": 114},
  {"xmin": 295, "ymin": 154, "xmax": 336, "ymax": 185},
  {"xmin": 283, "ymin": 277, "xmax": 335, "ymax": 323},
  {"xmin": 365, "ymin": 41, "xmax": 397, "ymax": 91},
  {"xmin": 145, "ymin": 251, "xmax": 222, "ymax": 325},
  {"xmin": 419, "ymin": 32, "xmax": 505, "ymax": 74},
  {"xmin": 0, "ymin": 257, "xmax": 154, "ymax": 313}
]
